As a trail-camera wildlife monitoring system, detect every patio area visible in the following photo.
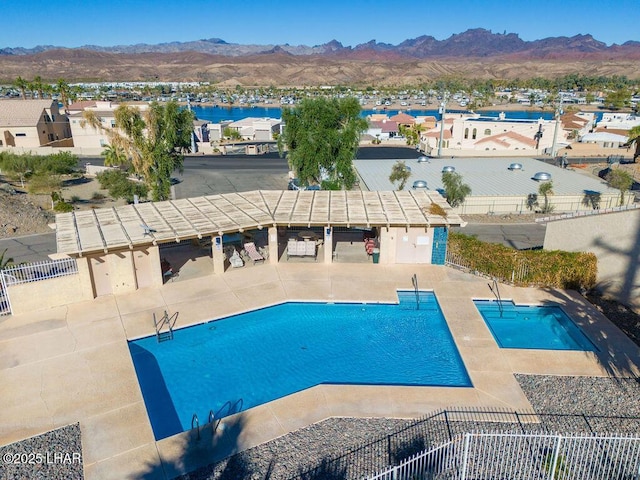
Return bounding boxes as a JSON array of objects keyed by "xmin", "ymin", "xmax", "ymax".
[{"xmin": 1, "ymin": 263, "xmax": 639, "ymax": 479}]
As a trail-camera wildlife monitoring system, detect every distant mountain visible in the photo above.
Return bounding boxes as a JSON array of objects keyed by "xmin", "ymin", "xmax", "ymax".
[{"xmin": 2, "ymin": 28, "xmax": 638, "ymax": 59}]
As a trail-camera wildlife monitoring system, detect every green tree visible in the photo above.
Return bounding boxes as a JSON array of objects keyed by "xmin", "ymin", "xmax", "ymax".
[
  {"xmin": 0, "ymin": 152, "xmax": 36, "ymax": 187},
  {"xmin": 538, "ymin": 181, "xmax": 554, "ymax": 213},
  {"xmin": 606, "ymin": 168, "xmax": 634, "ymax": 206},
  {"xmin": 441, "ymin": 171, "xmax": 471, "ymax": 208},
  {"xmin": 96, "ymin": 169, "xmax": 148, "ymax": 203},
  {"xmin": 278, "ymin": 97, "xmax": 368, "ymax": 189},
  {"xmin": 389, "ymin": 160, "xmax": 411, "ymax": 190},
  {"xmin": 83, "ymin": 101, "xmax": 194, "ymax": 200},
  {"xmin": 627, "ymin": 125, "xmax": 640, "ymax": 162},
  {"xmin": 604, "ymin": 88, "xmax": 631, "ymax": 110},
  {"xmin": 222, "ymin": 126, "xmax": 242, "ymax": 141}
]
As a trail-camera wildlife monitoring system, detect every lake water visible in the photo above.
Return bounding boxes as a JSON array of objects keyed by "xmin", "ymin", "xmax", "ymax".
[{"xmin": 190, "ymin": 105, "xmax": 564, "ymax": 123}]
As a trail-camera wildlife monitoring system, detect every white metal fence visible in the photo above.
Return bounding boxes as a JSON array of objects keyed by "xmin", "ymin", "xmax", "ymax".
[
  {"xmin": 0, "ymin": 258, "xmax": 79, "ymax": 316},
  {"xmin": 368, "ymin": 432, "xmax": 640, "ymax": 480},
  {"xmin": 1, "ymin": 258, "xmax": 78, "ymax": 286}
]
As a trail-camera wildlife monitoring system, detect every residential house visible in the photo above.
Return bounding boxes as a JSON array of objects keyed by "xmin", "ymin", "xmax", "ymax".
[
  {"xmin": 0, "ymin": 99, "xmax": 72, "ymax": 148},
  {"xmin": 419, "ymin": 113, "xmax": 562, "ymax": 154},
  {"xmin": 226, "ymin": 117, "xmax": 281, "ymax": 141}
]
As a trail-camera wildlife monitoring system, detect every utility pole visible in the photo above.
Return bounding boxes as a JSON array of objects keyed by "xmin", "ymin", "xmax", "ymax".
[
  {"xmin": 187, "ymin": 95, "xmax": 197, "ymax": 153},
  {"xmin": 437, "ymin": 91, "xmax": 449, "ymax": 157}
]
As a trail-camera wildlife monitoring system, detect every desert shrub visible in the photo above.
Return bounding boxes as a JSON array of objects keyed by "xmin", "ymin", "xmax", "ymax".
[
  {"xmin": 91, "ymin": 192, "xmax": 106, "ymax": 201},
  {"xmin": 27, "ymin": 174, "xmax": 62, "ymax": 194},
  {"xmin": 69, "ymin": 195, "xmax": 81, "ymax": 203},
  {"xmin": 97, "ymin": 169, "xmax": 148, "ymax": 203},
  {"xmin": 448, "ymin": 232, "xmax": 597, "ymax": 290}
]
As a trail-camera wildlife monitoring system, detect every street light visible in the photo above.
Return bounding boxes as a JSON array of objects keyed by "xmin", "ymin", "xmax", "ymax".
[
  {"xmin": 437, "ymin": 92, "xmax": 449, "ymax": 158},
  {"xmin": 186, "ymin": 95, "xmax": 197, "ymax": 153}
]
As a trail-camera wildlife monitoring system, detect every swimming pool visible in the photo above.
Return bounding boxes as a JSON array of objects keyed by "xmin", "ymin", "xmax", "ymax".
[
  {"xmin": 474, "ymin": 300, "xmax": 596, "ymax": 351},
  {"xmin": 129, "ymin": 291, "xmax": 471, "ymax": 440}
]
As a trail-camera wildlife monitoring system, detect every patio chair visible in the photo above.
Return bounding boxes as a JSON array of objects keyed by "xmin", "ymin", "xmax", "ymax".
[
  {"xmin": 228, "ymin": 249, "xmax": 244, "ymax": 268},
  {"xmin": 243, "ymin": 242, "xmax": 265, "ymax": 264}
]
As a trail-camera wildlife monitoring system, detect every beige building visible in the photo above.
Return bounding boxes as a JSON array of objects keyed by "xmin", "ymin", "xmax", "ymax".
[
  {"xmin": 420, "ymin": 112, "xmax": 564, "ymax": 155},
  {"xmin": 0, "ymin": 99, "xmax": 72, "ymax": 148},
  {"xmin": 67, "ymin": 101, "xmax": 149, "ymax": 149}
]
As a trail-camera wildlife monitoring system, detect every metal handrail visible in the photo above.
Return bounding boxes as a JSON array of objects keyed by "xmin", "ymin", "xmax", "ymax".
[
  {"xmin": 411, "ymin": 274, "xmax": 420, "ymax": 310},
  {"xmin": 488, "ymin": 278, "xmax": 503, "ymax": 317},
  {"xmin": 192, "ymin": 413, "xmax": 200, "ymax": 440}
]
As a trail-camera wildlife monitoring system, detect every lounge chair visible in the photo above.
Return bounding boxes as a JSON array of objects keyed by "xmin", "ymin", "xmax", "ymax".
[
  {"xmin": 243, "ymin": 242, "xmax": 265, "ymax": 264},
  {"xmin": 229, "ymin": 249, "xmax": 244, "ymax": 268}
]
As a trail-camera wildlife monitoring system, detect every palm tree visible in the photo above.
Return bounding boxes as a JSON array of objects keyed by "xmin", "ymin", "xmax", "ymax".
[
  {"xmin": 538, "ymin": 181, "xmax": 554, "ymax": 213},
  {"xmin": 627, "ymin": 125, "xmax": 640, "ymax": 162},
  {"xmin": 30, "ymin": 76, "xmax": 44, "ymax": 99},
  {"xmin": 389, "ymin": 160, "xmax": 411, "ymax": 190},
  {"xmin": 13, "ymin": 76, "xmax": 28, "ymax": 99},
  {"xmin": 102, "ymin": 144, "xmax": 128, "ymax": 168},
  {"xmin": 56, "ymin": 79, "xmax": 71, "ymax": 107}
]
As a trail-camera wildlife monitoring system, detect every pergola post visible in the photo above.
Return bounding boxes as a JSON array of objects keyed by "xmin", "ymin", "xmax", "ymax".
[
  {"xmin": 268, "ymin": 226, "xmax": 278, "ymax": 264},
  {"xmin": 212, "ymin": 236, "xmax": 225, "ymax": 274},
  {"xmin": 324, "ymin": 226, "xmax": 333, "ymax": 264}
]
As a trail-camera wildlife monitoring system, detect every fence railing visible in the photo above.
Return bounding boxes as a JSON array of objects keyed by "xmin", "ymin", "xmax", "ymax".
[
  {"xmin": 1, "ymin": 258, "xmax": 78, "ymax": 286},
  {"xmin": 367, "ymin": 432, "xmax": 640, "ymax": 480},
  {"xmin": 445, "ymin": 250, "xmax": 531, "ymax": 285},
  {"xmin": 288, "ymin": 407, "xmax": 640, "ymax": 480}
]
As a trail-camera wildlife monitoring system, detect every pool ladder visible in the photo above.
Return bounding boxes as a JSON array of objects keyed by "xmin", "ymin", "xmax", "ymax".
[
  {"xmin": 411, "ymin": 274, "xmax": 420, "ymax": 310},
  {"xmin": 488, "ymin": 278, "xmax": 504, "ymax": 317},
  {"xmin": 154, "ymin": 310, "xmax": 178, "ymax": 342},
  {"xmin": 191, "ymin": 410, "xmax": 220, "ymax": 441}
]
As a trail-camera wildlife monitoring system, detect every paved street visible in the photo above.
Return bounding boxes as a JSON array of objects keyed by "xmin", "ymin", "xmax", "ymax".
[
  {"xmin": 1, "ymin": 147, "xmax": 544, "ymax": 264},
  {"xmin": 452, "ymin": 223, "xmax": 545, "ymax": 250}
]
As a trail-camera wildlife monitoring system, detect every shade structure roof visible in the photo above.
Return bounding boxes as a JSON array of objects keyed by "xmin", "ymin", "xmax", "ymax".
[{"xmin": 56, "ymin": 190, "xmax": 464, "ymax": 256}]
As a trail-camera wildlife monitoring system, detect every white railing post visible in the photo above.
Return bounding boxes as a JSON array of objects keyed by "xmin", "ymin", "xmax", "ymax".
[
  {"xmin": 0, "ymin": 270, "xmax": 13, "ymax": 315},
  {"xmin": 549, "ymin": 434, "xmax": 562, "ymax": 480},
  {"xmin": 460, "ymin": 433, "xmax": 471, "ymax": 480}
]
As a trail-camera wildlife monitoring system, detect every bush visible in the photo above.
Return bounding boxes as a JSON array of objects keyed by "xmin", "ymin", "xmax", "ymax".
[
  {"xmin": 69, "ymin": 195, "xmax": 81, "ymax": 203},
  {"xmin": 448, "ymin": 232, "xmax": 597, "ymax": 290},
  {"xmin": 53, "ymin": 201, "xmax": 74, "ymax": 212},
  {"xmin": 39, "ymin": 152, "xmax": 78, "ymax": 174},
  {"xmin": 96, "ymin": 169, "xmax": 148, "ymax": 203},
  {"xmin": 91, "ymin": 192, "xmax": 106, "ymax": 201}
]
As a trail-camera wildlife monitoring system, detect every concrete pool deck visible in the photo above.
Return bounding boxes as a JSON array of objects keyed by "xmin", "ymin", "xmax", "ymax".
[{"xmin": 1, "ymin": 263, "xmax": 639, "ymax": 479}]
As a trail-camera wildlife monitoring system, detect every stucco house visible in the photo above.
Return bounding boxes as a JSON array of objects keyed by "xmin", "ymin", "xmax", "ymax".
[{"xmin": 0, "ymin": 99, "xmax": 72, "ymax": 148}]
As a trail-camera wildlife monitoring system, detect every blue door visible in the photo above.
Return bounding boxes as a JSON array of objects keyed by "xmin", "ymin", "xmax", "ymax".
[{"xmin": 431, "ymin": 227, "xmax": 448, "ymax": 265}]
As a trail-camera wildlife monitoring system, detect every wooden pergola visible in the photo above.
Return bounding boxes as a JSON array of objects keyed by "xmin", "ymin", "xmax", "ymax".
[{"xmin": 56, "ymin": 190, "xmax": 465, "ymax": 256}]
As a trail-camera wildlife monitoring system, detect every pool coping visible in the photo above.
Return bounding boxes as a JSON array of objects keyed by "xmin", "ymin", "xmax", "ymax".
[{"xmin": 1, "ymin": 263, "xmax": 639, "ymax": 479}]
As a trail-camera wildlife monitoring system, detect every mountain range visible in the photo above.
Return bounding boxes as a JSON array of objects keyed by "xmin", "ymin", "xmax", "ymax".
[
  {"xmin": 1, "ymin": 29, "xmax": 639, "ymax": 85},
  {"xmin": 2, "ymin": 29, "xmax": 640, "ymax": 58}
]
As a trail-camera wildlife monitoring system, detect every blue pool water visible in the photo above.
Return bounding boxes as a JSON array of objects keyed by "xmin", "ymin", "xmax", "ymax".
[
  {"xmin": 474, "ymin": 300, "xmax": 596, "ymax": 351},
  {"xmin": 129, "ymin": 291, "xmax": 471, "ymax": 440}
]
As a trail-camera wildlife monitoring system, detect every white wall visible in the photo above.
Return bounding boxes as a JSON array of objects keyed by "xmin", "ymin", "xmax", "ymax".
[{"xmin": 543, "ymin": 208, "xmax": 640, "ymax": 311}]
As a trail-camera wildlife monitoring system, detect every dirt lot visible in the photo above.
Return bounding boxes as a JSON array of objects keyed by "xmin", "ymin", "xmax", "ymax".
[{"xmin": 0, "ymin": 175, "xmax": 125, "ymax": 239}]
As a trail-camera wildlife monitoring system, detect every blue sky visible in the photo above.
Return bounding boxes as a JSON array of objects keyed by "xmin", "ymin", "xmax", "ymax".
[{"xmin": 1, "ymin": 0, "xmax": 638, "ymax": 49}]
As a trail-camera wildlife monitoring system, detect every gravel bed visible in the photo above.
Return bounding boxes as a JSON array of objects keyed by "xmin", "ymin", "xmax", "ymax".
[
  {"xmin": 178, "ymin": 375, "xmax": 640, "ymax": 480},
  {"xmin": 0, "ymin": 423, "xmax": 83, "ymax": 480}
]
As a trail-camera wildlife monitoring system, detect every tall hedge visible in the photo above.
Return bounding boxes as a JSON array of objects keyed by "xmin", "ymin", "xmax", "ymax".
[{"xmin": 447, "ymin": 232, "xmax": 597, "ymax": 290}]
